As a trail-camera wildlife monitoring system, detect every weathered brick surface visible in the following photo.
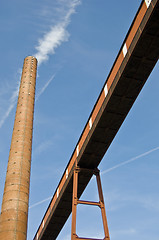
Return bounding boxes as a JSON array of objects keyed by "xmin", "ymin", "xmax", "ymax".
[{"xmin": 0, "ymin": 56, "xmax": 37, "ymax": 240}]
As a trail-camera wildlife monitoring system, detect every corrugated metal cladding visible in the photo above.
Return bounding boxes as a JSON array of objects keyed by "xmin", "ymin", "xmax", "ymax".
[
  {"xmin": 0, "ymin": 56, "xmax": 37, "ymax": 240},
  {"xmin": 34, "ymin": 0, "xmax": 159, "ymax": 239}
]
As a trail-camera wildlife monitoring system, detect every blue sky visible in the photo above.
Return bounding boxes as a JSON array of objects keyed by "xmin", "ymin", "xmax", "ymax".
[{"xmin": 0, "ymin": 0, "xmax": 159, "ymax": 240}]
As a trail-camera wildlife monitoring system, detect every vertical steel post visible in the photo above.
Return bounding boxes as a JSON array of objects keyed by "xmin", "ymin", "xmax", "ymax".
[
  {"xmin": 71, "ymin": 162, "xmax": 79, "ymax": 240},
  {"xmin": 0, "ymin": 56, "xmax": 37, "ymax": 240},
  {"xmin": 96, "ymin": 171, "xmax": 110, "ymax": 239},
  {"xmin": 71, "ymin": 167, "xmax": 110, "ymax": 240}
]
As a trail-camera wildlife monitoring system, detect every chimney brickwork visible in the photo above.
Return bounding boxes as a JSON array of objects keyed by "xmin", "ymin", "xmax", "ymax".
[{"xmin": 0, "ymin": 56, "xmax": 37, "ymax": 240}]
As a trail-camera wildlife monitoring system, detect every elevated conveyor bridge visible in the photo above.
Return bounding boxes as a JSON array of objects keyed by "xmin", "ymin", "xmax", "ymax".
[{"xmin": 34, "ymin": 0, "xmax": 159, "ymax": 239}]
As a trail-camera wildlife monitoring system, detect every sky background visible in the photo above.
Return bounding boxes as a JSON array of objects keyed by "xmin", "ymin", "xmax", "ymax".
[{"xmin": 0, "ymin": 0, "xmax": 159, "ymax": 240}]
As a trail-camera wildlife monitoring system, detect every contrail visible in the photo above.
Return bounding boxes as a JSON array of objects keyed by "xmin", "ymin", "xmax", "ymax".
[
  {"xmin": 0, "ymin": 73, "xmax": 54, "ymax": 128},
  {"xmin": 101, "ymin": 146, "xmax": 159, "ymax": 175},
  {"xmin": 0, "ymin": 1, "xmax": 81, "ymax": 127},
  {"xmin": 29, "ymin": 146, "xmax": 159, "ymax": 209},
  {"xmin": 35, "ymin": 74, "xmax": 55, "ymax": 102},
  {"xmin": 0, "ymin": 81, "xmax": 20, "ymax": 129},
  {"xmin": 29, "ymin": 196, "xmax": 52, "ymax": 209}
]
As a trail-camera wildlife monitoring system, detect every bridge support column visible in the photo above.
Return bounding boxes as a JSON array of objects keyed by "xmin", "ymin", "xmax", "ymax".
[{"xmin": 71, "ymin": 165, "xmax": 110, "ymax": 240}]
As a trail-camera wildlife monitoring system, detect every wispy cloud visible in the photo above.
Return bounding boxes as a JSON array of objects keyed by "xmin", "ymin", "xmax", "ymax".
[
  {"xmin": 29, "ymin": 147, "xmax": 159, "ymax": 210},
  {"xmin": 35, "ymin": 74, "xmax": 55, "ymax": 101},
  {"xmin": 33, "ymin": 139, "xmax": 54, "ymax": 156},
  {"xmin": 111, "ymin": 228, "xmax": 137, "ymax": 239},
  {"xmin": 126, "ymin": 194, "xmax": 159, "ymax": 212},
  {"xmin": 64, "ymin": 234, "xmax": 71, "ymax": 240},
  {"xmin": 0, "ymin": 80, "xmax": 20, "ymax": 129},
  {"xmin": 107, "ymin": 190, "xmax": 159, "ymax": 213},
  {"xmin": 34, "ymin": 0, "xmax": 81, "ymax": 65},
  {"xmin": 101, "ymin": 146, "xmax": 159, "ymax": 175},
  {"xmin": 29, "ymin": 196, "xmax": 52, "ymax": 209},
  {"xmin": 0, "ymin": 1, "xmax": 81, "ymax": 127}
]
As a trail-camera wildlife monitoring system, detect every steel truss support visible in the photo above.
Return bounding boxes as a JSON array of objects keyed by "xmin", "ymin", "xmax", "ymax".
[{"xmin": 71, "ymin": 164, "xmax": 110, "ymax": 240}]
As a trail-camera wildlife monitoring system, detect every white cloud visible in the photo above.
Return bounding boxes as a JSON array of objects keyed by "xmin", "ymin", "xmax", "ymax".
[
  {"xmin": 127, "ymin": 194, "xmax": 159, "ymax": 212},
  {"xmin": 35, "ymin": 74, "xmax": 55, "ymax": 101},
  {"xmin": 29, "ymin": 146, "xmax": 159, "ymax": 211},
  {"xmin": 0, "ymin": 80, "xmax": 20, "ymax": 129},
  {"xmin": 35, "ymin": 25, "xmax": 69, "ymax": 64},
  {"xmin": 33, "ymin": 139, "xmax": 54, "ymax": 156},
  {"xmin": 101, "ymin": 146, "xmax": 159, "ymax": 175},
  {"xmin": 65, "ymin": 234, "xmax": 71, "ymax": 240},
  {"xmin": 34, "ymin": 0, "xmax": 81, "ymax": 65},
  {"xmin": 0, "ymin": 1, "xmax": 81, "ymax": 128},
  {"xmin": 105, "ymin": 188, "xmax": 159, "ymax": 213},
  {"xmin": 29, "ymin": 196, "xmax": 52, "ymax": 209},
  {"xmin": 0, "ymin": 104, "xmax": 15, "ymax": 129},
  {"xmin": 111, "ymin": 228, "xmax": 137, "ymax": 239}
]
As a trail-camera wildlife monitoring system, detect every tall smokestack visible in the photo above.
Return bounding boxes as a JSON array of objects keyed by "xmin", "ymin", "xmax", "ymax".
[{"xmin": 0, "ymin": 56, "xmax": 37, "ymax": 240}]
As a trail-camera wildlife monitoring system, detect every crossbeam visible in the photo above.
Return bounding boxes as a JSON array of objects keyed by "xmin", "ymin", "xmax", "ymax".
[
  {"xmin": 75, "ymin": 237, "xmax": 109, "ymax": 240},
  {"xmin": 71, "ymin": 166, "xmax": 110, "ymax": 240},
  {"xmin": 77, "ymin": 200, "xmax": 101, "ymax": 207}
]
